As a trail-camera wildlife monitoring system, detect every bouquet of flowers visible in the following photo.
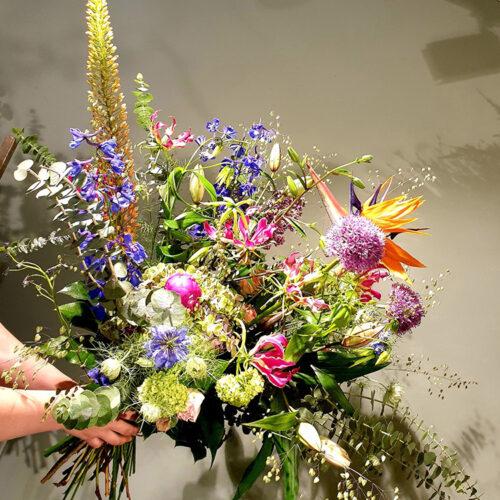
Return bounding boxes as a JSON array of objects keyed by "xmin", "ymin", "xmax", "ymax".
[{"xmin": 2, "ymin": 1, "xmax": 479, "ymax": 499}]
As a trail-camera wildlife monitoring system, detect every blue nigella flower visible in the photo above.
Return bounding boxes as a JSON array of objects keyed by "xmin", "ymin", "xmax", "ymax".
[
  {"xmin": 143, "ymin": 325, "xmax": 191, "ymax": 370},
  {"xmin": 87, "ymin": 367, "xmax": 110, "ymax": 386},
  {"xmin": 206, "ymin": 118, "xmax": 220, "ymax": 133}
]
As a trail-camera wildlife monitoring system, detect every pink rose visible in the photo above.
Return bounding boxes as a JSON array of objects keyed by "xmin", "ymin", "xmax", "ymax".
[
  {"xmin": 165, "ymin": 273, "xmax": 202, "ymax": 311},
  {"xmin": 178, "ymin": 391, "xmax": 205, "ymax": 423}
]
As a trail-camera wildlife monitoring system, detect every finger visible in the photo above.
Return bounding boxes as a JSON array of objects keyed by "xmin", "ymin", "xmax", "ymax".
[
  {"xmin": 108, "ymin": 419, "xmax": 139, "ymax": 437},
  {"xmin": 87, "ymin": 437, "xmax": 104, "ymax": 449},
  {"xmin": 100, "ymin": 431, "xmax": 133, "ymax": 447},
  {"xmin": 119, "ymin": 410, "xmax": 137, "ymax": 422}
]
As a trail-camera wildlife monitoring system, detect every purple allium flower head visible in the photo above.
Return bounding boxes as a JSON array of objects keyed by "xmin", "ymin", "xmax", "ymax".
[
  {"xmin": 144, "ymin": 325, "xmax": 191, "ymax": 370},
  {"xmin": 387, "ymin": 283, "xmax": 425, "ymax": 334},
  {"xmin": 325, "ymin": 214, "xmax": 386, "ymax": 273},
  {"xmin": 87, "ymin": 367, "xmax": 110, "ymax": 386}
]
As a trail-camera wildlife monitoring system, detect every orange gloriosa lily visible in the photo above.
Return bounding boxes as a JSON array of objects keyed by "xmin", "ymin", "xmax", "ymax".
[{"xmin": 307, "ymin": 166, "xmax": 427, "ymax": 282}]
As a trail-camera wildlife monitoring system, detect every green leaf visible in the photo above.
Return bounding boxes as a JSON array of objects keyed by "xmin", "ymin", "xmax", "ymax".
[
  {"xmin": 312, "ymin": 366, "xmax": 354, "ymax": 415},
  {"xmin": 59, "ymin": 301, "xmax": 98, "ymax": 332},
  {"xmin": 244, "ymin": 411, "xmax": 298, "ymax": 432},
  {"xmin": 285, "ymin": 324, "xmax": 318, "ymax": 363},
  {"xmin": 103, "ymin": 280, "xmax": 127, "ymax": 300},
  {"xmin": 164, "ymin": 212, "xmax": 210, "ymax": 230},
  {"xmin": 58, "ymin": 281, "xmax": 89, "ymax": 301},
  {"xmin": 199, "ymin": 396, "xmax": 225, "ymax": 466},
  {"xmin": 232, "ymin": 438, "xmax": 274, "ymax": 500},
  {"xmin": 274, "ymin": 436, "xmax": 299, "ymax": 500}
]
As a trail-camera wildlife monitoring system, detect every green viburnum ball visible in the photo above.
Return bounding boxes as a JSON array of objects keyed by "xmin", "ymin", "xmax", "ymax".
[
  {"xmin": 138, "ymin": 372, "xmax": 189, "ymax": 419},
  {"xmin": 216, "ymin": 368, "xmax": 264, "ymax": 407},
  {"xmin": 185, "ymin": 356, "xmax": 207, "ymax": 379}
]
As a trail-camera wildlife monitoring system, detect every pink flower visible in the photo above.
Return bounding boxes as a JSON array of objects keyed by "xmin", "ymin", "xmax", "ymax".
[
  {"xmin": 204, "ymin": 215, "xmax": 276, "ymax": 249},
  {"xmin": 177, "ymin": 390, "xmax": 205, "ymax": 423},
  {"xmin": 283, "ymin": 253, "xmax": 330, "ymax": 313},
  {"xmin": 250, "ymin": 334, "xmax": 299, "ymax": 388},
  {"xmin": 357, "ymin": 267, "xmax": 389, "ymax": 302},
  {"xmin": 150, "ymin": 111, "xmax": 194, "ymax": 150},
  {"xmin": 165, "ymin": 273, "xmax": 202, "ymax": 311}
]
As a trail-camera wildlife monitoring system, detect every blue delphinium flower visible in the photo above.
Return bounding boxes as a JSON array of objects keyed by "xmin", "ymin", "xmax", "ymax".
[
  {"xmin": 77, "ymin": 228, "xmax": 97, "ymax": 251},
  {"xmin": 87, "ymin": 367, "xmax": 110, "ymax": 386},
  {"xmin": 249, "ymin": 123, "xmax": 274, "ymax": 142},
  {"xmin": 110, "ymin": 181, "xmax": 136, "ymax": 213},
  {"xmin": 122, "ymin": 233, "xmax": 147, "ymax": 264},
  {"xmin": 195, "ymin": 135, "xmax": 206, "ymax": 146},
  {"xmin": 69, "ymin": 128, "xmax": 101, "ymax": 149},
  {"xmin": 80, "ymin": 174, "xmax": 103, "ymax": 202},
  {"xmin": 67, "ymin": 158, "xmax": 93, "ymax": 178},
  {"xmin": 126, "ymin": 264, "xmax": 142, "ymax": 287},
  {"xmin": 214, "ymin": 182, "xmax": 231, "ymax": 198},
  {"xmin": 229, "ymin": 143, "xmax": 246, "ymax": 158},
  {"xmin": 237, "ymin": 183, "xmax": 257, "ymax": 197},
  {"xmin": 206, "ymin": 118, "xmax": 220, "ymax": 133},
  {"xmin": 143, "ymin": 325, "xmax": 191, "ymax": 369},
  {"xmin": 222, "ymin": 125, "xmax": 237, "ymax": 139},
  {"xmin": 188, "ymin": 224, "xmax": 207, "ymax": 239},
  {"xmin": 242, "ymin": 155, "xmax": 264, "ymax": 181}
]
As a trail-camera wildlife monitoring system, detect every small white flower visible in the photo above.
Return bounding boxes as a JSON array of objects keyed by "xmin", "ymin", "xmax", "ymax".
[
  {"xmin": 140, "ymin": 403, "xmax": 162, "ymax": 423},
  {"xmin": 100, "ymin": 358, "xmax": 122, "ymax": 380}
]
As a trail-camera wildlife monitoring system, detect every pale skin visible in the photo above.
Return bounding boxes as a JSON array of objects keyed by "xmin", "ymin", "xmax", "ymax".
[{"xmin": 0, "ymin": 322, "xmax": 138, "ymax": 448}]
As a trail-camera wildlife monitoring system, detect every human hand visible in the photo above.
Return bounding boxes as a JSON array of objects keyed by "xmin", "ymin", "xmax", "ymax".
[{"xmin": 64, "ymin": 410, "xmax": 139, "ymax": 448}]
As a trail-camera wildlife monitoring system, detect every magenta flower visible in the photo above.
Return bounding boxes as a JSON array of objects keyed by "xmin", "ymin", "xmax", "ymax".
[
  {"xmin": 150, "ymin": 111, "xmax": 194, "ymax": 150},
  {"xmin": 165, "ymin": 273, "xmax": 202, "ymax": 311},
  {"xmin": 204, "ymin": 215, "xmax": 276, "ymax": 249},
  {"xmin": 283, "ymin": 253, "xmax": 330, "ymax": 313},
  {"xmin": 387, "ymin": 283, "xmax": 425, "ymax": 334},
  {"xmin": 357, "ymin": 267, "xmax": 389, "ymax": 302},
  {"xmin": 250, "ymin": 334, "xmax": 299, "ymax": 388}
]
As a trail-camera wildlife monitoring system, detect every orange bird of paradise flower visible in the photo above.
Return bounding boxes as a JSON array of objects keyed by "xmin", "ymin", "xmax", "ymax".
[{"xmin": 307, "ymin": 166, "xmax": 427, "ymax": 282}]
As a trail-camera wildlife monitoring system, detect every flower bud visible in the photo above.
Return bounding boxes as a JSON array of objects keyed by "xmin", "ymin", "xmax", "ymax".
[
  {"xmin": 189, "ymin": 165, "xmax": 205, "ymax": 205},
  {"xmin": 341, "ymin": 323, "xmax": 379, "ymax": 348},
  {"xmin": 269, "ymin": 143, "xmax": 281, "ymax": 173},
  {"xmin": 320, "ymin": 437, "xmax": 351, "ymax": 468},
  {"xmin": 141, "ymin": 403, "xmax": 163, "ymax": 423},
  {"xmin": 297, "ymin": 422, "xmax": 322, "ymax": 452},
  {"xmin": 100, "ymin": 358, "xmax": 121, "ymax": 380},
  {"xmin": 185, "ymin": 357, "xmax": 207, "ymax": 379}
]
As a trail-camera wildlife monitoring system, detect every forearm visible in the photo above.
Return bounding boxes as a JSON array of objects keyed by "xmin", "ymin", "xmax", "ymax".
[
  {"xmin": 0, "ymin": 387, "xmax": 62, "ymax": 441},
  {"xmin": 0, "ymin": 322, "xmax": 75, "ymax": 390}
]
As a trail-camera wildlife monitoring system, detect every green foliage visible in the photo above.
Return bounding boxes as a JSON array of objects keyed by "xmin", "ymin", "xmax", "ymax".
[
  {"xmin": 312, "ymin": 366, "xmax": 354, "ymax": 415},
  {"xmin": 52, "ymin": 386, "xmax": 121, "ymax": 430},
  {"xmin": 244, "ymin": 411, "xmax": 298, "ymax": 432},
  {"xmin": 133, "ymin": 73, "xmax": 155, "ymax": 130},
  {"xmin": 12, "ymin": 128, "xmax": 56, "ymax": 165},
  {"xmin": 198, "ymin": 395, "xmax": 225, "ymax": 466},
  {"xmin": 274, "ymin": 436, "xmax": 299, "ymax": 500},
  {"xmin": 232, "ymin": 438, "xmax": 274, "ymax": 500}
]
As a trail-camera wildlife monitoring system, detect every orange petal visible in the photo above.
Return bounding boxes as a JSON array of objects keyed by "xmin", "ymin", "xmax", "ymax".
[{"xmin": 307, "ymin": 163, "xmax": 346, "ymax": 224}]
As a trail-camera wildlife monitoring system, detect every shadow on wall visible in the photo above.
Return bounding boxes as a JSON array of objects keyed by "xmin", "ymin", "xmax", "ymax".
[{"xmin": 422, "ymin": 0, "xmax": 500, "ymax": 83}]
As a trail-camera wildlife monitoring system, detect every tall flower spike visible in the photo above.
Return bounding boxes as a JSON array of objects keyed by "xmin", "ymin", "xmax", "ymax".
[{"xmin": 86, "ymin": 0, "xmax": 137, "ymax": 232}]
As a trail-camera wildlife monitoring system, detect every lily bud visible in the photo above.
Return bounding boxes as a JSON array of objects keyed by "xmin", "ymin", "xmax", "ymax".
[
  {"xmin": 284, "ymin": 176, "xmax": 314, "ymax": 197},
  {"xmin": 189, "ymin": 165, "xmax": 205, "ymax": 204},
  {"xmin": 269, "ymin": 143, "xmax": 281, "ymax": 173},
  {"xmin": 297, "ymin": 422, "xmax": 322, "ymax": 452},
  {"xmin": 320, "ymin": 437, "xmax": 351, "ymax": 468},
  {"xmin": 342, "ymin": 323, "xmax": 379, "ymax": 348}
]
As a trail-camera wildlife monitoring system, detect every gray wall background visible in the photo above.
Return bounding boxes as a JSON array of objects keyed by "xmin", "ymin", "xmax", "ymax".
[{"xmin": 0, "ymin": 0, "xmax": 499, "ymax": 498}]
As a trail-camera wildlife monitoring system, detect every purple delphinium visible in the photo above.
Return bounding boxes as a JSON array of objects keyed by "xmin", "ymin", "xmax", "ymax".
[
  {"xmin": 188, "ymin": 224, "xmax": 207, "ymax": 239},
  {"xmin": 325, "ymin": 214, "xmax": 386, "ymax": 273},
  {"xmin": 387, "ymin": 283, "xmax": 425, "ymax": 334},
  {"xmin": 122, "ymin": 233, "xmax": 147, "ymax": 264},
  {"xmin": 206, "ymin": 118, "xmax": 220, "ymax": 133},
  {"xmin": 87, "ymin": 367, "xmax": 110, "ymax": 386},
  {"xmin": 143, "ymin": 325, "xmax": 191, "ymax": 370}
]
